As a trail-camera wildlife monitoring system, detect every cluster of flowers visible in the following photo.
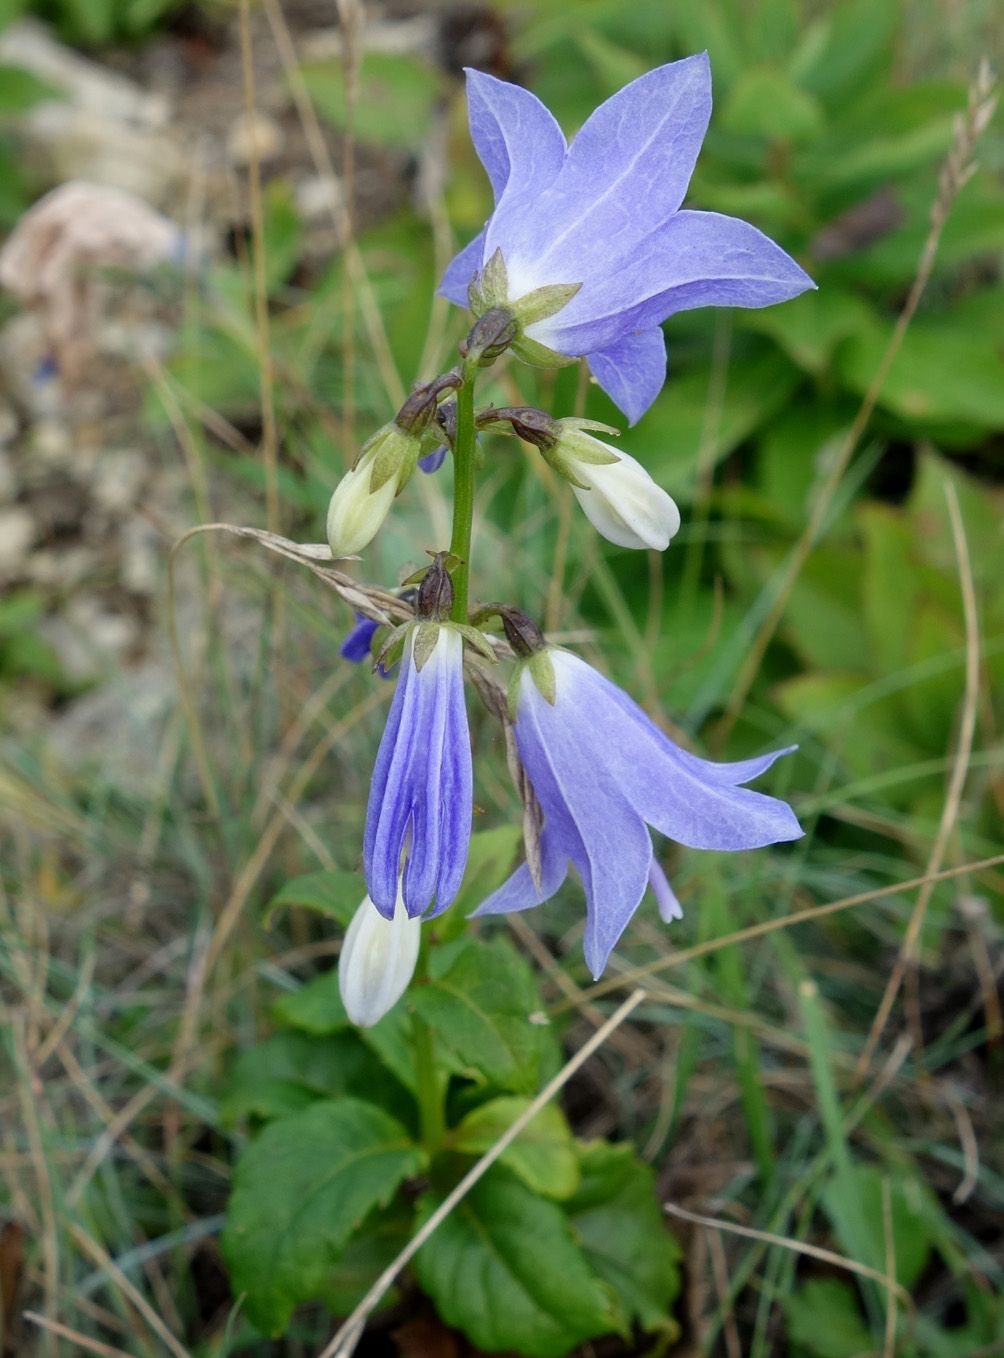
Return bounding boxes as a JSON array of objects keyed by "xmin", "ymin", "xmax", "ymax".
[{"xmin": 327, "ymin": 56, "xmax": 811, "ymax": 1026}]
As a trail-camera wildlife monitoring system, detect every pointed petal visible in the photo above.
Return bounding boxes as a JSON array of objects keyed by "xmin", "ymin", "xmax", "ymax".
[
  {"xmin": 469, "ymin": 826, "xmax": 569, "ymax": 916},
  {"xmin": 438, "ymin": 227, "xmax": 487, "ymax": 306},
  {"xmin": 465, "ymin": 68, "xmax": 567, "ymax": 204},
  {"xmin": 649, "ymin": 858, "xmax": 684, "ymax": 923},
  {"xmin": 425, "ymin": 632, "xmax": 473, "ymax": 916},
  {"xmin": 546, "ymin": 210, "xmax": 815, "ymax": 354},
  {"xmin": 400, "ymin": 629, "xmax": 471, "ymax": 916},
  {"xmin": 364, "ymin": 641, "xmax": 419, "ymax": 916},
  {"xmin": 501, "ymin": 56, "xmax": 712, "ymax": 299},
  {"xmin": 547, "ymin": 652, "xmax": 803, "ymax": 853},
  {"xmin": 586, "ymin": 328, "xmax": 667, "ymax": 426},
  {"xmin": 516, "ymin": 672, "xmax": 653, "ymax": 978}
]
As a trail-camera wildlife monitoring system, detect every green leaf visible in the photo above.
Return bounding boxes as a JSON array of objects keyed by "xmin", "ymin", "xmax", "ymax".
[
  {"xmin": 263, "ymin": 180, "xmax": 302, "ymax": 294},
  {"xmin": 784, "ymin": 1279, "xmax": 873, "ymax": 1358},
  {"xmin": 453, "ymin": 1098, "xmax": 580, "ymax": 1200},
  {"xmin": 822, "ymin": 1165, "xmax": 934, "ymax": 1290},
  {"xmin": 263, "ymin": 870, "xmax": 366, "ymax": 929},
  {"xmin": 272, "ymin": 967, "xmax": 349, "ymax": 1036},
  {"xmin": 408, "ymin": 937, "xmax": 546, "ymax": 1093},
  {"xmin": 434, "ymin": 824, "xmax": 523, "ymax": 943},
  {"xmin": 301, "ymin": 52, "xmax": 444, "ymax": 150},
  {"xmin": 219, "ymin": 1030, "xmax": 413, "ymax": 1130},
  {"xmin": 221, "ymin": 1098, "xmax": 424, "ymax": 1336},
  {"xmin": 566, "ymin": 1140, "xmax": 683, "ymax": 1336},
  {"xmin": 610, "ymin": 346, "xmax": 802, "ymax": 500},
  {"xmin": 837, "ymin": 317, "xmax": 1004, "ymax": 434},
  {"xmin": 0, "ymin": 65, "xmax": 62, "ymax": 114},
  {"xmin": 318, "ymin": 1201, "xmax": 412, "ymax": 1318},
  {"xmin": 413, "ymin": 1164, "xmax": 622, "ymax": 1356},
  {"xmin": 720, "ymin": 65, "xmax": 824, "ymax": 144},
  {"xmin": 739, "ymin": 287, "xmax": 873, "ymax": 375}
]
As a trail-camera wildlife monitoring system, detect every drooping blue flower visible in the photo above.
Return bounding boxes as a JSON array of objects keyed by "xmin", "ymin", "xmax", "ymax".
[
  {"xmin": 440, "ymin": 55, "xmax": 814, "ymax": 424},
  {"xmin": 418, "ymin": 444, "xmax": 447, "ymax": 474},
  {"xmin": 340, "ymin": 613, "xmax": 381, "ymax": 664},
  {"xmin": 472, "ymin": 649, "xmax": 802, "ymax": 977},
  {"xmin": 365, "ymin": 626, "xmax": 473, "ymax": 919}
]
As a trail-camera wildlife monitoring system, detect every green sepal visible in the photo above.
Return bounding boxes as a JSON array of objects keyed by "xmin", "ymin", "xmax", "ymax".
[
  {"xmin": 373, "ymin": 622, "xmax": 410, "ymax": 674},
  {"xmin": 411, "ymin": 622, "xmax": 442, "ymax": 673},
  {"xmin": 368, "ymin": 426, "xmax": 411, "ymax": 493},
  {"xmin": 537, "ymin": 443, "xmax": 591, "ymax": 489},
  {"xmin": 527, "ymin": 650, "xmax": 556, "ymax": 705},
  {"xmin": 475, "ymin": 246, "xmax": 508, "ymax": 312},
  {"xmin": 510, "ymin": 333, "xmax": 580, "ymax": 370},
  {"xmin": 561, "ymin": 417, "xmax": 621, "ymax": 437},
  {"xmin": 400, "ymin": 552, "xmax": 464, "ymax": 587},
  {"xmin": 453, "ymin": 624, "xmax": 498, "ymax": 664},
  {"xmin": 512, "ymin": 280, "xmax": 582, "ymax": 326}
]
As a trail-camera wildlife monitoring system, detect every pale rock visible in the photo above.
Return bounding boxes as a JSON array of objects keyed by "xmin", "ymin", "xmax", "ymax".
[
  {"xmin": 0, "ymin": 505, "xmax": 36, "ymax": 575},
  {"xmin": 226, "ymin": 111, "xmax": 285, "ymax": 166},
  {"xmin": 91, "ymin": 449, "xmax": 146, "ymax": 516}
]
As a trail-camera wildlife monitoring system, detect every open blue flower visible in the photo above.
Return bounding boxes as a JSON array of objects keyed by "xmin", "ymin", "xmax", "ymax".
[
  {"xmin": 440, "ymin": 55, "xmax": 814, "ymax": 424},
  {"xmin": 472, "ymin": 649, "xmax": 802, "ymax": 977},
  {"xmin": 365, "ymin": 626, "xmax": 472, "ymax": 919}
]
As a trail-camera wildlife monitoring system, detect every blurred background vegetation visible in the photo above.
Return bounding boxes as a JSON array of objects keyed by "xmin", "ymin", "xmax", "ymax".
[{"xmin": 0, "ymin": 0, "xmax": 1002, "ymax": 1355}]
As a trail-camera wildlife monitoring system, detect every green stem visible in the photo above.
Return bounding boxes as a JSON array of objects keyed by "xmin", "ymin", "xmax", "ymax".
[
  {"xmin": 449, "ymin": 367, "xmax": 477, "ymax": 623},
  {"xmin": 412, "ymin": 1011, "xmax": 445, "ymax": 1151}
]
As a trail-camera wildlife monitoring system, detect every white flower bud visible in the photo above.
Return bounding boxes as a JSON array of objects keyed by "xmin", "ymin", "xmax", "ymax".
[
  {"xmin": 338, "ymin": 883, "xmax": 421, "ymax": 1027},
  {"xmin": 326, "ymin": 426, "xmax": 420, "ymax": 558},
  {"xmin": 565, "ymin": 436, "xmax": 680, "ymax": 551},
  {"xmin": 326, "ymin": 453, "xmax": 398, "ymax": 559}
]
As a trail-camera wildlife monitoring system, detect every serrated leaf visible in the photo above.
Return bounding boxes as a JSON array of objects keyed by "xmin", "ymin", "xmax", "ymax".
[
  {"xmin": 263, "ymin": 870, "xmax": 366, "ymax": 929},
  {"xmin": 221, "ymin": 1098, "xmax": 424, "ymax": 1336},
  {"xmin": 408, "ymin": 938, "xmax": 543, "ymax": 1093},
  {"xmin": 453, "ymin": 1097, "xmax": 580, "ymax": 1200},
  {"xmin": 566, "ymin": 1140, "xmax": 682, "ymax": 1336},
  {"xmin": 219, "ymin": 1030, "xmax": 413, "ymax": 1130},
  {"xmin": 413, "ymin": 1164, "xmax": 622, "ymax": 1356}
]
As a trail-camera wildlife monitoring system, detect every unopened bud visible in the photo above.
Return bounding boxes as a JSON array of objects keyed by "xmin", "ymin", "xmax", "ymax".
[
  {"xmin": 415, "ymin": 552, "xmax": 455, "ymax": 622},
  {"xmin": 481, "ymin": 406, "xmax": 561, "ymax": 451},
  {"xmin": 499, "ymin": 607, "xmax": 546, "ymax": 658},
  {"xmin": 326, "ymin": 425, "xmax": 419, "ymax": 558},
  {"xmin": 459, "ymin": 307, "xmax": 518, "ymax": 367},
  {"xmin": 338, "ymin": 885, "xmax": 421, "ymax": 1027},
  {"xmin": 395, "ymin": 372, "xmax": 462, "ymax": 437},
  {"xmin": 547, "ymin": 421, "xmax": 680, "ymax": 552}
]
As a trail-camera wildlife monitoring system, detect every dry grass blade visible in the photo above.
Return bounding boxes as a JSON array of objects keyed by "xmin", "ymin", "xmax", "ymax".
[
  {"xmin": 662, "ymin": 1203, "xmax": 914, "ymax": 1312},
  {"xmin": 23, "ymin": 1312, "xmax": 142, "ymax": 1358},
  {"xmin": 853, "ymin": 481, "xmax": 981, "ymax": 1083},
  {"xmin": 561, "ymin": 852, "xmax": 1004, "ymax": 1009},
  {"xmin": 237, "ymin": 0, "xmax": 279, "ymax": 535},
  {"xmin": 316, "ymin": 988, "xmax": 651, "ymax": 1358},
  {"xmin": 721, "ymin": 62, "xmax": 998, "ymax": 738},
  {"xmin": 69, "ymin": 1225, "xmax": 192, "ymax": 1358}
]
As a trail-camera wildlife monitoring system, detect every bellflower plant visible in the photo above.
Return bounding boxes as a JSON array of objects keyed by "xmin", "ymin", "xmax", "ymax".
[
  {"xmin": 439, "ymin": 54, "xmax": 814, "ymax": 423},
  {"xmin": 221, "ymin": 51, "xmax": 815, "ymax": 1352},
  {"xmin": 473, "ymin": 642, "xmax": 803, "ymax": 978}
]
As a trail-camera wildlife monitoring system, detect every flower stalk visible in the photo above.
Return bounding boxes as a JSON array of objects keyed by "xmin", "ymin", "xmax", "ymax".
[{"xmin": 449, "ymin": 365, "xmax": 478, "ymax": 624}]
